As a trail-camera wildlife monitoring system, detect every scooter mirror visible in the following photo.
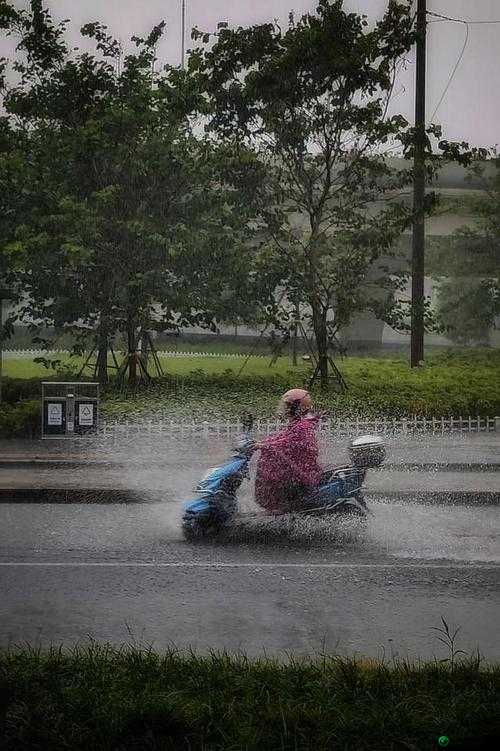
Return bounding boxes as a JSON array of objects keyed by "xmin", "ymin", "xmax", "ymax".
[{"xmin": 241, "ymin": 412, "xmax": 254, "ymax": 431}]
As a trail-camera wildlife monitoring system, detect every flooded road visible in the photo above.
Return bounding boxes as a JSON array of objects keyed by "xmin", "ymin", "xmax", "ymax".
[
  {"xmin": 0, "ymin": 498, "xmax": 499, "ymax": 564},
  {"xmin": 0, "ymin": 498, "xmax": 499, "ymax": 660},
  {"xmin": 1, "ymin": 432, "xmax": 499, "ymax": 659}
]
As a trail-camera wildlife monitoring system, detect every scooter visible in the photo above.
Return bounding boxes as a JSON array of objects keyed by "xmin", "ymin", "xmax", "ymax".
[{"xmin": 181, "ymin": 417, "xmax": 386, "ymax": 541}]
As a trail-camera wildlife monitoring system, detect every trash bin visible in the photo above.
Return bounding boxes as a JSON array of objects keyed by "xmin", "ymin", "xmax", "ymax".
[
  {"xmin": 42, "ymin": 382, "xmax": 99, "ymax": 439},
  {"xmin": 43, "ymin": 399, "xmax": 67, "ymax": 436},
  {"xmin": 75, "ymin": 399, "xmax": 98, "ymax": 434}
]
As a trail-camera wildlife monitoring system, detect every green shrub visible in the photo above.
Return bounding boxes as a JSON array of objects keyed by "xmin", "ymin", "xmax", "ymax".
[
  {"xmin": 0, "ymin": 377, "xmax": 41, "ymax": 403},
  {"xmin": 3, "ymin": 352, "xmax": 500, "ymax": 426},
  {"xmin": 101, "ymin": 354, "xmax": 500, "ymax": 421},
  {"xmin": 0, "ymin": 400, "xmax": 40, "ymax": 438}
]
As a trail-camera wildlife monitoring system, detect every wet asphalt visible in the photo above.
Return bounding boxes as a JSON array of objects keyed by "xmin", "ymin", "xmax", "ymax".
[
  {"xmin": 0, "ymin": 433, "xmax": 499, "ymax": 659},
  {"xmin": 1, "ymin": 500, "xmax": 499, "ymax": 660}
]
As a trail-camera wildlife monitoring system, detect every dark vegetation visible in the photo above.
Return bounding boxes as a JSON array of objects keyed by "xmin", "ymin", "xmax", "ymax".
[
  {"xmin": 1, "ymin": 350, "xmax": 499, "ymax": 437},
  {"xmin": 0, "ymin": 645, "xmax": 498, "ymax": 751}
]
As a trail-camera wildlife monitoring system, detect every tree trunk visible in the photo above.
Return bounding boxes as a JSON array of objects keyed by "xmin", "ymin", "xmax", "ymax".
[
  {"xmin": 140, "ymin": 329, "xmax": 149, "ymax": 371},
  {"xmin": 291, "ymin": 300, "xmax": 299, "ymax": 367},
  {"xmin": 306, "ymin": 231, "xmax": 330, "ymax": 389},
  {"xmin": 127, "ymin": 320, "xmax": 137, "ymax": 386},
  {"xmin": 96, "ymin": 321, "xmax": 109, "ymax": 387},
  {"xmin": 311, "ymin": 300, "xmax": 329, "ymax": 389}
]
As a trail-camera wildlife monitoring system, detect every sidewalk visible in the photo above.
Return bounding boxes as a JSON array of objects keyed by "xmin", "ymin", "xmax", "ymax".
[
  {"xmin": 1, "ymin": 433, "xmax": 499, "ymax": 506},
  {"xmin": 1, "ymin": 445, "xmax": 499, "ymax": 504},
  {"xmin": 1, "ymin": 433, "xmax": 499, "ymax": 469}
]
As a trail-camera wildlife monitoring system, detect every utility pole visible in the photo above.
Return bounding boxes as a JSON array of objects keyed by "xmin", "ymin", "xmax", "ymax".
[
  {"xmin": 181, "ymin": 0, "xmax": 186, "ymax": 70},
  {"xmin": 0, "ymin": 293, "xmax": 3, "ymax": 404},
  {"xmin": 0, "ymin": 287, "xmax": 12, "ymax": 404},
  {"xmin": 410, "ymin": 0, "xmax": 427, "ymax": 367}
]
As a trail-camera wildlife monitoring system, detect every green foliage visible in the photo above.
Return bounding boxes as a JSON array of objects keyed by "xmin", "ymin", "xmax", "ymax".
[
  {"xmin": 100, "ymin": 351, "xmax": 500, "ymax": 421},
  {"xmin": 188, "ymin": 1, "xmax": 478, "ymax": 386},
  {"xmin": 0, "ymin": 645, "xmax": 498, "ymax": 750},
  {"xmin": 0, "ymin": 376, "xmax": 41, "ymax": 402},
  {"xmin": 435, "ymin": 277, "xmax": 498, "ymax": 345},
  {"xmin": 3, "ymin": 352, "xmax": 499, "ymax": 429},
  {"xmin": 0, "ymin": 1, "xmax": 493, "ymax": 387},
  {"xmin": 431, "ymin": 159, "xmax": 500, "ymax": 344},
  {"xmin": 0, "ymin": 399, "xmax": 39, "ymax": 438},
  {"xmin": 0, "ymin": 2, "xmax": 266, "ymax": 374}
]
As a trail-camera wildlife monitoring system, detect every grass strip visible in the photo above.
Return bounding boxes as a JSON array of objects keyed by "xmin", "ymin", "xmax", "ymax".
[{"xmin": 0, "ymin": 645, "xmax": 499, "ymax": 750}]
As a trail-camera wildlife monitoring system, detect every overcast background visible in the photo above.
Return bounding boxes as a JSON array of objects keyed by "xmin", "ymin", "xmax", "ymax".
[{"xmin": 2, "ymin": 1, "xmax": 499, "ymax": 148}]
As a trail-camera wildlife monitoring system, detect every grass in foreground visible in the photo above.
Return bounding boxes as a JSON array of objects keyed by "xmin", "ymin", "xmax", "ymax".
[{"xmin": 1, "ymin": 645, "xmax": 498, "ymax": 750}]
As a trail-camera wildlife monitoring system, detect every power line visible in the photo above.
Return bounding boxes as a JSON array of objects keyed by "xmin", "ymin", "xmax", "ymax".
[
  {"xmin": 181, "ymin": 0, "xmax": 186, "ymax": 70},
  {"xmin": 429, "ymin": 20, "xmax": 469, "ymax": 121},
  {"xmin": 426, "ymin": 8, "xmax": 500, "ymax": 120},
  {"xmin": 427, "ymin": 10, "xmax": 500, "ymax": 24}
]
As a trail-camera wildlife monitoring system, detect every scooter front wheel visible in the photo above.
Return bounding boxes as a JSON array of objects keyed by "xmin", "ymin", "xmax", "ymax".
[{"xmin": 182, "ymin": 514, "xmax": 222, "ymax": 541}]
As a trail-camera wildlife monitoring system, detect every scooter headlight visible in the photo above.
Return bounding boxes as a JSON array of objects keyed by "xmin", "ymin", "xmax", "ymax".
[{"xmin": 201, "ymin": 467, "xmax": 217, "ymax": 481}]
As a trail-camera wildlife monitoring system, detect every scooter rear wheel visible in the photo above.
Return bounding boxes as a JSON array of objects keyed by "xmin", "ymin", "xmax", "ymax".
[{"xmin": 343, "ymin": 504, "xmax": 366, "ymax": 518}]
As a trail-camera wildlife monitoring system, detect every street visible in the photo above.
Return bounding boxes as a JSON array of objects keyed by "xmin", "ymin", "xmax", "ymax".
[{"xmin": 1, "ymin": 484, "xmax": 499, "ymax": 658}]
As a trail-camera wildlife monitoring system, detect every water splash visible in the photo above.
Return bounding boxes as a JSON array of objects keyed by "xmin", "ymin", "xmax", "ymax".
[{"xmin": 58, "ymin": 425, "xmax": 500, "ymax": 563}]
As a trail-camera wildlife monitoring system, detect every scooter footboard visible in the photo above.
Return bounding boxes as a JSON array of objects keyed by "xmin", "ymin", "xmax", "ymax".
[
  {"xmin": 306, "ymin": 467, "xmax": 364, "ymax": 507},
  {"xmin": 337, "ymin": 467, "xmax": 365, "ymax": 496}
]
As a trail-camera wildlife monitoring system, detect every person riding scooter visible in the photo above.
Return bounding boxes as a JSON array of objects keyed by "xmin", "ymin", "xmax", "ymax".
[
  {"xmin": 182, "ymin": 395, "xmax": 385, "ymax": 538},
  {"xmin": 253, "ymin": 389, "xmax": 323, "ymax": 513}
]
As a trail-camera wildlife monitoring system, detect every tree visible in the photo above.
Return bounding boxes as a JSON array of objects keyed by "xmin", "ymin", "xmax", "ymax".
[
  {"xmin": 0, "ymin": 2, "xmax": 265, "ymax": 384},
  {"xmin": 430, "ymin": 159, "xmax": 500, "ymax": 345},
  {"xmin": 187, "ymin": 1, "xmax": 428, "ymax": 387},
  {"xmin": 189, "ymin": 0, "xmax": 486, "ymax": 386}
]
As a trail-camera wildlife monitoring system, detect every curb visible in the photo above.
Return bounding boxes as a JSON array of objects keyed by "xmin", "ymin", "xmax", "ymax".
[
  {"xmin": 0, "ymin": 488, "xmax": 148, "ymax": 503},
  {"xmin": 1, "ymin": 459, "xmax": 499, "ymax": 472},
  {"xmin": 366, "ymin": 491, "xmax": 500, "ymax": 506},
  {"xmin": 0, "ymin": 489, "xmax": 498, "ymax": 505},
  {"xmin": 381, "ymin": 462, "xmax": 500, "ymax": 472}
]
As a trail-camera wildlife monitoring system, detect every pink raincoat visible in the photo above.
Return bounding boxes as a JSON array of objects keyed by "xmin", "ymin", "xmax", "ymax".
[{"xmin": 255, "ymin": 414, "xmax": 322, "ymax": 512}]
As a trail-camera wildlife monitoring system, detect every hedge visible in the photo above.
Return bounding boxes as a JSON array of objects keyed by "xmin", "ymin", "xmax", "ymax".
[
  {"xmin": 0, "ymin": 400, "xmax": 40, "ymax": 439},
  {"xmin": 1, "ymin": 351, "xmax": 499, "ymax": 437}
]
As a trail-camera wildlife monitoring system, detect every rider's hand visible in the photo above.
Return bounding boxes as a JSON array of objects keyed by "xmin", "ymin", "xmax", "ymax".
[{"xmin": 235, "ymin": 438, "xmax": 257, "ymax": 453}]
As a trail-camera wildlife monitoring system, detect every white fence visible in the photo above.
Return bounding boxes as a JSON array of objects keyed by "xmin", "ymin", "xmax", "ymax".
[
  {"xmin": 98, "ymin": 415, "xmax": 499, "ymax": 438},
  {"xmin": 3, "ymin": 349, "xmax": 263, "ymax": 359},
  {"xmin": 3, "ymin": 349, "xmax": 71, "ymax": 357}
]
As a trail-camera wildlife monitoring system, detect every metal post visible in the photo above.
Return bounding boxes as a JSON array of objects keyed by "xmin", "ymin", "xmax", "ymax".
[
  {"xmin": 0, "ymin": 293, "xmax": 3, "ymax": 404},
  {"xmin": 66, "ymin": 392, "xmax": 75, "ymax": 434},
  {"xmin": 181, "ymin": 0, "xmax": 186, "ymax": 69},
  {"xmin": 410, "ymin": 0, "xmax": 427, "ymax": 367}
]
